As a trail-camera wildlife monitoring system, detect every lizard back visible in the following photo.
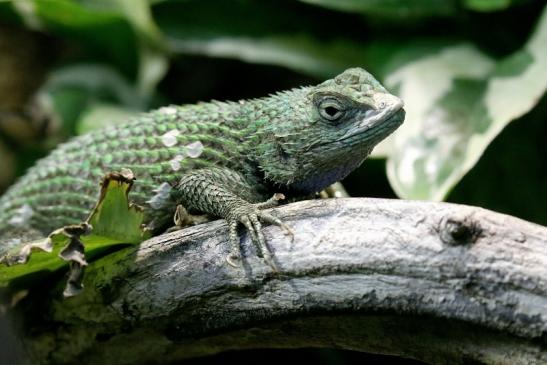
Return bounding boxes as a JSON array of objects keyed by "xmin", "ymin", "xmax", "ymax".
[{"xmin": 0, "ymin": 102, "xmax": 248, "ymax": 237}]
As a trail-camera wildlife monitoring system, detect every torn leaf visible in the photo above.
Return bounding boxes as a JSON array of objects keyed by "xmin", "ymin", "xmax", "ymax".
[
  {"xmin": 86, "ymin": 169, "xmax": 151, "ymax": 243},
  {"xmin": 0, "ymin": 169, "xmax": 151, "ymax": 296}
]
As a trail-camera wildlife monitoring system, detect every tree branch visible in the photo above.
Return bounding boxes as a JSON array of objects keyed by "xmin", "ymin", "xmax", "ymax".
[{"xmin": 15, "ymin": 198, "xmax": 547, "ymax": 364}]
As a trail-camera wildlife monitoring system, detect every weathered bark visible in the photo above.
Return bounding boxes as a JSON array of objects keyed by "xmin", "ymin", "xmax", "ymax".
[{"xmin": 12, "ymin": 198, "xmax": 547, "ymax": 364}]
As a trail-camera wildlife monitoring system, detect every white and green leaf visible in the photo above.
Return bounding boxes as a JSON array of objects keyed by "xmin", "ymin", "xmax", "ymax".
[{"xmin": 385, "ymin": 6, "xmax": 547, "ymax": 200}]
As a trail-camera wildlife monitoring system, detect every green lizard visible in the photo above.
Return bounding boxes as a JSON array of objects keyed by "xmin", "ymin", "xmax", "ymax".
[{"xmin": 0, "ymin": 68, "xmax": 405, "ymax": 266}]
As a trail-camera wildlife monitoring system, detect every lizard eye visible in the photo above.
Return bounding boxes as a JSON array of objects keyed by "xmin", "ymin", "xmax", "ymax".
[{"xmin": 319, "ymin": 99, "xmax": 344, "ymax": 121}]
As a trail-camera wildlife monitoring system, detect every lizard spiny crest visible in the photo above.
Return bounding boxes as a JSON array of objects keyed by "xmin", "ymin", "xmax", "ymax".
[{"xmin": 313, "ymin": 67, "xmax": 387, "ymax": 105}]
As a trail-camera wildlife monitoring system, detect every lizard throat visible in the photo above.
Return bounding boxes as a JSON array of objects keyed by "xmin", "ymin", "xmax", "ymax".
[{"xmin": 285, "ymin": 158, "xmax": 365, "ymax": 194}]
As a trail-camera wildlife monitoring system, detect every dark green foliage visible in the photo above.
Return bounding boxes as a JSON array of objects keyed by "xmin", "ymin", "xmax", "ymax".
[{"xmin": 0, "ymin": 1, "xmax": 545, "ymax": 243}]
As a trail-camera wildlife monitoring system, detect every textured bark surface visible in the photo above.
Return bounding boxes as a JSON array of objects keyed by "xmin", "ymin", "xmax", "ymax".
[{"xmin": 12, "ymin": 198, "xmax": 547, "ymax": 364}]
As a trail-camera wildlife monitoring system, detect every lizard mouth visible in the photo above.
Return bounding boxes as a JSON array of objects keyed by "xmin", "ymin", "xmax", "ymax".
[{"xmin": 340, "ymin": 96, "xmax": 405, "ymax": 142}]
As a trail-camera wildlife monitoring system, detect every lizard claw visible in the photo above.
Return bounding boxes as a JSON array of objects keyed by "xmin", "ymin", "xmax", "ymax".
[
  {"xmin": 257, "ymin": 210, "xmax": 294, "ymax": 242},
  {"xmin": 225, "ymin": 194, "xmax": 291, "ymax": 270}
]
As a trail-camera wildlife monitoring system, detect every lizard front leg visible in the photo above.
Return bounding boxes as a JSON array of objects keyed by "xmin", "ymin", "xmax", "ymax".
[{"xmin": 173, "ymin": 167, "xmax": 292, "ymax": 268}]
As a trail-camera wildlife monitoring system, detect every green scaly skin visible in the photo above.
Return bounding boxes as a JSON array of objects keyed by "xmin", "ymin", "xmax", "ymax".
[{"xmin": 0, "ymin": 68, "xmax": 405, "ymax": 265}]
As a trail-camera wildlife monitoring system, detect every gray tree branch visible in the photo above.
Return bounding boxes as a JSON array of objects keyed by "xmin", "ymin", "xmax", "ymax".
[{"xmin": 14, "ymin": 198, "xmax": 547, "ymax": 365}]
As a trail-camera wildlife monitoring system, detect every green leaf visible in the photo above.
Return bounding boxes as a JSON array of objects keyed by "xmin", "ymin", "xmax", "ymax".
[
  {"xmin": 112, "ymin": 0, "xmax": 169, "ymax": 95},
  {"xmin": 87, "ymin": 170, "xmax": 150, "ymax": 244},
  {"xmin": 157, "ymin": 1, "xmax": 405, "ymax": 79},
  {"xmin": 0, "ymin": 170, "xmax": 150, "ymax": 290},
  {"xmin": 14, "ymin": 0, "xmax": 138, "ymax": 76},
  {"xmin": 297, "ymin": 0, "xmax": 457, "ymax": 17},
  {"xmin": 0, "ymin": 224, "xmax": 95, "ymax": 290},
  {"xmin": 112, "ymin": 0, "xmax": 165, "ymax": 47},
  {"xmin": 169, "ymin": 34, "xmax": 370, "ymax": 79},
  {"xmin": 385, "ymin": 6, "xmax": 547, "ymax": 200},
  {"xmin": 299, "ymin": 0, "xmax": 531, "ymax": 15},
  {"xmin": 35, "ymin": 64, "xmax": 145, "ymax": 134},
  {"xmin": 11, "ymin": 0, "xmax": 168, "ymax": 97},
  {"xmin": 43, "ymin": 64, "xmax": 144, "ymax": 108},
  {"xmin": 136, "ymin": 42, "xmax": 169, "ymax": 97},
  {"xmin": 462, "ymin": 0, "xmax": 530, "ymax": 12}
]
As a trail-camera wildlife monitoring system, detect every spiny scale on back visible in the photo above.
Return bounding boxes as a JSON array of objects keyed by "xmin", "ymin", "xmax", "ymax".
[
  {"xmin": 0, "ymin": 102, "xmax": 250, "ymax": 232},
  {"xmin": 0, "ymin": 68, "xmax": 405, "ymax": 259}
]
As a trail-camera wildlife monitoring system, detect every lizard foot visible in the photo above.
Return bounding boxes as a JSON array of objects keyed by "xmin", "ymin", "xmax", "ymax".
[{"xmin": 226, "ymin": 193, "xmax": 293, "ymax": 270}]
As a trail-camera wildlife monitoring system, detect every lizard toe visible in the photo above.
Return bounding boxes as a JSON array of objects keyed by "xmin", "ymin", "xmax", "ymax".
[{"xmin": 226, "ymin": 220, "xmax": 242, "ymax": 267}]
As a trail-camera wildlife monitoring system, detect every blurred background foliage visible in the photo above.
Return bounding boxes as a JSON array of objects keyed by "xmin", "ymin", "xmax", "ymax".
[
  {"xmin": 0, "ymin": 1, "xmax": 546, "ymax": 364},
  {"xmin": 0, "ymin": 0, "xmax": 546, "ymax": 226}
]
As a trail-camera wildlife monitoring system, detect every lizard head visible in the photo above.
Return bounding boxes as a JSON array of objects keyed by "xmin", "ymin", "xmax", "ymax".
[{"xmin": 249, "ymin": 67, "xmax": 405, "ymax": 193}]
